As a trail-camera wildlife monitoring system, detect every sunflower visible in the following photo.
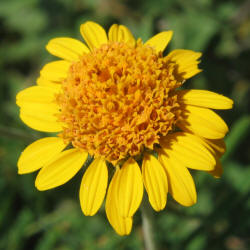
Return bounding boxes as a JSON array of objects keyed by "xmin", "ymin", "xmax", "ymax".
[{"xmin": 16, "ymin": 21, "xmax": 233, "ymax": 235}]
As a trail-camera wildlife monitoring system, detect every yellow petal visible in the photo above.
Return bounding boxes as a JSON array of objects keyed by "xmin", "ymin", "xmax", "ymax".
[
  {"xmin": 204, "ymin": 138, "xmax": 226, "ymax": 157},
  {"xmin": 35, "ymin": 149, "xmax": 88, "ymax": 191},
  {"xmin": 108, "ymin": 24, "xmax": 135, "ymax": 46},
  {"xmin": 17, "ymin": 85, "xmax": 62, "ymax": 132},
  {"xmin": 40, "ymin": 60, "xmax": 71, "ymax": 82},
  {"xmin": 158, "ymin": 150, "xmax": 197, "ymax": 206},
  {"xmin": 145, "ymin": 31, "xmax": 173, "ymax": 52},
  {"xmin": 80, "ymin": 158, "xmax": 108, "ymax": 216},
  {"xmin": 160, "ymin": 132, "xmax": 216, "ymax": 171},
  {"xmin": 37, "ymin": 77, "xmax": 60, "ymax": 87},
  {"xmin": 177, "ymin": 105, "xmax": 229, "ymax": 139},
  {"xmin": 105, "ymin": 169, "xmax": 132, "ymax": 236},
  {"xmin": 116, "ymin": 158, "xmax": 143, "ymax": 217},
  {"xmin": 142, "ymin": 153, "xmax": 168, "ymax": 211},
  {"xmin": 108, "ymin": 24, "xmax": 119, "ymax": 42},
  {"xmin": 20, "ymin": 103, "xmax": 61, "ymax": 132},
  {"xmin": 166, "ymin": 49, "xmax": 202, "ymax": 79},
  {"xmin": 18, "ymin": 137, "xmax": 67, "ymax": 174},
  {"xmin": 208, "ymin": 159, "xmax": 223, "ymax": 178},
  {"xmin": 20, "ymin": 109, "xmax": 62, "ymax": 132},
  {"xmin": 16, "ymin": 85, "xmax": 61, "ymax": 108},
  {"xmin": 46, "ymin": 37, "xmax": 89, "ymax": 61},
  {"xmin": 177, "ymin": 89, "xmax": 233, "ymax": 110},
  {"xmin": 80, "ymin": 21, "xmax": 108, "ymax": 50}
]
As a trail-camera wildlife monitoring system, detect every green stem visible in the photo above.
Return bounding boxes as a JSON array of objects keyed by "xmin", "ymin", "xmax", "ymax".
[{"xmin": 141, "ymin": 197, "xmax": 158, "ymax": 250}]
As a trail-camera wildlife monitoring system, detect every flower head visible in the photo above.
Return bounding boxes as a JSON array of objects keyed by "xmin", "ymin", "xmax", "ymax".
[{"xmin": 16, "ymin": 21, "xmax": 233, "ymax": 235}]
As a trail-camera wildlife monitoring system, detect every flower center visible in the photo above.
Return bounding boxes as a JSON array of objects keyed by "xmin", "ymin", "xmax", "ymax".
[{"xmin": 56, "ymin": 41, "xmax": 181, "ymax": 163}]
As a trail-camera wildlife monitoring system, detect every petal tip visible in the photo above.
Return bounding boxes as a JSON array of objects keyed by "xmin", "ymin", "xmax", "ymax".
[
  {"xmin": 228, "ymin": 98, "xmax": 234, "ymax": 109},
  {"xmin": 35, "ymin": 180, "xmax": 43, "ymax": 191},
  {"xmin": 17, "ymin": 166, "xmax": 25, "ymax": 175},
  {"xmin": 168, "ymin": 30, "xmax": 174, "ymax": 38}
]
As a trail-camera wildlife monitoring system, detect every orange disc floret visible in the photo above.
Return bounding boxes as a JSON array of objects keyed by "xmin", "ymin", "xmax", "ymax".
[{"xmin": 56, "ymin": 41, "xmax": 181, "ymax": 163}]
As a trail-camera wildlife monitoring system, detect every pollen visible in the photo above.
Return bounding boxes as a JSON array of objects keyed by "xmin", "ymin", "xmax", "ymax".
[{"xmin": 56, "ymin": 41, "xmax": 181, "ymax": 163}]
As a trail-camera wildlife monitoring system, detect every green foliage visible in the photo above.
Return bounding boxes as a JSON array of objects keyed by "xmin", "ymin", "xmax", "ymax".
[{"xmin": 0, "ymin": 0, "xmax": 249, "ymax": 249}]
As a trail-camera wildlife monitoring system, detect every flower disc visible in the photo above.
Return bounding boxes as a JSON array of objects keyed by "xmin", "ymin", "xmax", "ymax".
[{"xmin": 56, "ymin": 41, "xmax": 181, "ymax": 163}]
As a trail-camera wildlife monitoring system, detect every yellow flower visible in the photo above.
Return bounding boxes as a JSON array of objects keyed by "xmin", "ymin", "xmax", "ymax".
[{"xmin": 16, "ymin": 21, "xmax": 233, "ymax": 235}]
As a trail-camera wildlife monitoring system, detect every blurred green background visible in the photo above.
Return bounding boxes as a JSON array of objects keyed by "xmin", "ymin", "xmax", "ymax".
[{"xmin": 0, "ymin": 0, "xmax": 250, "ymax": 249}]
